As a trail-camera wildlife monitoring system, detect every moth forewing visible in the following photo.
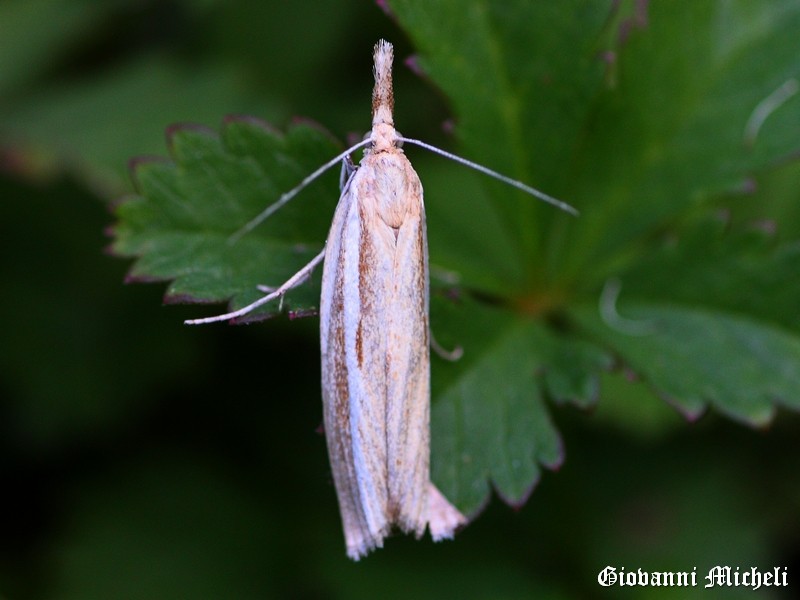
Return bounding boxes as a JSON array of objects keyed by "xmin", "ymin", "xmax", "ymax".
[
  {"xmin": 320, "ymin": 140, "xmax": 432, "ymax": 559},
  {"xmin": 376, "ymin": 153, "xmax": 429, "ymax": 535},
  {"xmin": 320, "ymin": 167, "xmax": 390, "ymax": 557}
]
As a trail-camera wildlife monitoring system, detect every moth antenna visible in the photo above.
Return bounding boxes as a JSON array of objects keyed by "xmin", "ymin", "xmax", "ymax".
[
  {"xmin": 399, "ymin": 137, "xmax": 579, "ymax": 216},
  {"xmin": 229, "ymin": 139, "xmax": 372, "ymax": 244}
]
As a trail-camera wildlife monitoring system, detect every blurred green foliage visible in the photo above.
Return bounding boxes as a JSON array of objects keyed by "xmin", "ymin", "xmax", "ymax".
[{"xmin": 1, "ymin": 1, "xmax": 798, "ymax": 599}]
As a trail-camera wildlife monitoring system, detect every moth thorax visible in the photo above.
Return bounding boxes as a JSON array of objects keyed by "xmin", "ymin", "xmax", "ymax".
[
  {"xmin": 373, "ymin": 156, "xmax": 417, "ymax": 230},
  {"xmin": 371, "ymin": 122, "xmax": 400, "ymax": 153}
]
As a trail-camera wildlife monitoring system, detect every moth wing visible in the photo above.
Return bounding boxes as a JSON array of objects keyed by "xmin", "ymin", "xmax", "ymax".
[
  {"xmin": 427, "ymin": 482, "xmax": 467, "ymax": 540},
  {"xmin": 383, "ymin": 164, "xmax": 430, "ymax": 537},
  {"xmin": 320, "ymin": 174, "xmax": 390, "ymax": 560}
]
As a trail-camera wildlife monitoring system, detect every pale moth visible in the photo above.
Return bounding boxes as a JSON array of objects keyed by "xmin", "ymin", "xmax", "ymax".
[{"xmin": 187, "ymin": 40, "xmax": 577, "ymax": 560}]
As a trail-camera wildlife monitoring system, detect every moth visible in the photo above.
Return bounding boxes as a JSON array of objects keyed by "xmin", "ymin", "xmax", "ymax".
[
  {"xmin": 317, "ymin": 40, "xmax": 466, "ymax": 559},
  {"xmin": 187, "ymin": 39, "xmax": 577, "ymax": 560}
]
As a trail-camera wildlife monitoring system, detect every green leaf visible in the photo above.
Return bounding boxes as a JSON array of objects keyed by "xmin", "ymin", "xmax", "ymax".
[
  {"xmin": 569, "ymin": 215, "xmax": 800, "ymax": 427},
  {"xmin": 430, "ymin": 296, "xmax": 610, "ymax": 514},
  {"xmin": 560, "ymin": 0, "xmax": 800, "ymax": 282},
  {"xmin": 112, "ymin": 0, "xmax": 800, "ymax": 517},
  {"xmin": 391, "ymin": 0, "xmax": 800, "ymax": 285},
  {"xmin": 388, "ymin": 0, "xmax": 800, "ymax": 500},
  {"xmin": 738, "ymin": 160, "xmax": 800, "ymax": 239},
  {"xmin": 573, "ymin": 302, "xmax": 800, "ymax": 426},
  {"xmin": 606, "ymin": 214, "xmax": 800, "ymax": 329},
  {"xmin": 589, "ymin": 370, "xmax": 686, "ymax": 440},
  {"xmin": 113, "ymin": 119, "xmax": 341, "ymax": 319},
  {"xmin": 390, "ymin": 0, "xmax": 611, "ymax": 291}
]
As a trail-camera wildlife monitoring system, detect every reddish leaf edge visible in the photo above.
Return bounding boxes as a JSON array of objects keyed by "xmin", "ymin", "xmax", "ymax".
[{"xmin": 110, "ymin": 114, "xmax": 344, "ymax": 323}]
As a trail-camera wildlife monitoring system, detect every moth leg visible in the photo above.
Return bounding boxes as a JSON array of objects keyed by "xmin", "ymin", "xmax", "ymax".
[
  {"xmin": 259, "ymin": 258, "xmax": 319, "ymax": 292},
  {"xmin": 256, "ymin": 255, "xmax": 322, "ymax": 312},
  {"xmin": 339, "ymin": 155, "xmax": 357, "ymax": 192},
  {"xmin": 430, "ymin": 332, "xmax": 463, "ymax": 361},
  {"xmin": 185, "ymin": 248, "xmax": 325, "ymax": 325}
]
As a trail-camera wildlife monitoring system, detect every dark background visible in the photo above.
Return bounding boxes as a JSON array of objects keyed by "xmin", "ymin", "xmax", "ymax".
[{"xmin": 0, "ymin": 1, "xmax": 797, "ymax": 598}]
